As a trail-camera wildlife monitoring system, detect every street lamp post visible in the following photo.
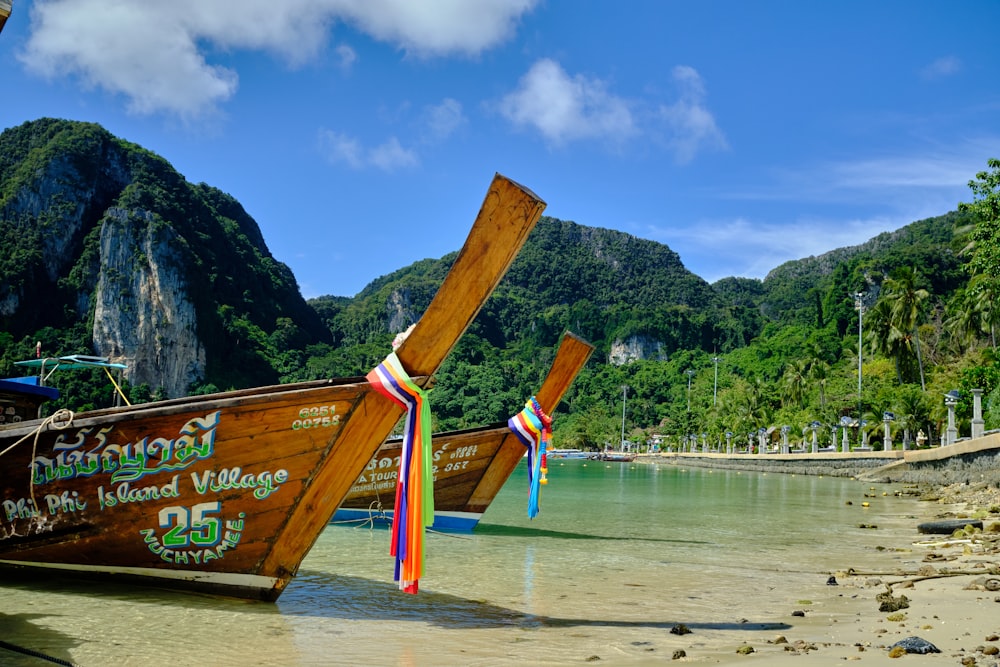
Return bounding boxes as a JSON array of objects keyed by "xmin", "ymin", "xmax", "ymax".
[
  {"xmin": 855, "ymin": 292, "xmax": 864, "ymax": 425},
  {"xmin": 620, "ymin": 385, "xmax": 629, "ymax": 451},
  {"xmin": 685, "ymin": 369, "xmax": 695, "ymax": 412},
  {"xmin": 712, "ymin": 356, "xmax": 721, "ymax": 406}
]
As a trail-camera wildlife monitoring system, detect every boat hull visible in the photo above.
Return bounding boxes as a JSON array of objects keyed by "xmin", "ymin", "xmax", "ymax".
[{"xmin": 0, "ymin": 378, "xmax": 386, "ymax": 600}]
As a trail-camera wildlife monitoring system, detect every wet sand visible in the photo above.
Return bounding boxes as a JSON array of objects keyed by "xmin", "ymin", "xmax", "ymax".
[{"xmin": 698, "ymin": 481, "xmax": 1000, "ymax": 666}]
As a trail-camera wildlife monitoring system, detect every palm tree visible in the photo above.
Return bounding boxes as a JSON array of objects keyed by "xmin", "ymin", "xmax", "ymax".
[
  {"xmin": 970, "ymin": 274, "xmax": 1000, "ymax": 349},
  {"xmin": 883, "ymin": 267, "xmax": 930, "ymax": 390},
  {"xmin": 895, "ymin": 385, "xmax": 930, "ymax": 448},
  {"xmin": 809, "ymin": 359, "xmax": 830, "ymax": 409},
  {"xmin": 781, "ymin": 359, "xmax": 808, "ymax": 408}
]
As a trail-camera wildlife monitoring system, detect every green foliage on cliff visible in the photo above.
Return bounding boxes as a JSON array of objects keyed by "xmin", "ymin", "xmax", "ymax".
[{"xmin": 1, "ymin": 118, "xmax": 997, "ymax": 450}]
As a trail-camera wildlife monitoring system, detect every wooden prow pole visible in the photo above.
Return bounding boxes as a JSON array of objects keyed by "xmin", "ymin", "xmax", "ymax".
[{"xmin": 262, "ymin": 174, "xmax": 545, "ymax": 585}]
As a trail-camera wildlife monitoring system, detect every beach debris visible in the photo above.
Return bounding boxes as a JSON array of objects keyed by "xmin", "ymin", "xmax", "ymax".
[
  {"xmin": 858, "ymin": 523, "xmax": 878, "ymax": 529},
  {"xmin": 669, "ymin": 623, "xmax": 691, "ymax": 635},
  {"xmin": 735, "ymin": 644, "xmax": 755, "ymax": 655},
  {"xmin": 981, "ymin": 644, "xmax": 999, "ymax": 656},
  {"xmin": 671, "ymin": 649, "xmax": 686, "ymax": 660},
  {"xmin": 965, "ymin": 576, "xmax": 1000, "ymax": 592},
  {"xmin": 585, "ymin": 655, "xmax": 601, "ymax": 662},
  {"xmin": 917, "ymin": 518, "xmax": 984, "ymax": 534},
  {"xmin": 768, "ymin": 635, "xmax": 788, "ymax": 644},
  {"xmin": 889, "ymin": 637, "xmax": 940, "ymax": 654},
  {"xmin": 791, "ymin": 610, "xmax": 806, "ymax": 617},
  {"xmin": 876, "ymin": 585, "xmax": 910, "ymax": 612},
  {"xmin": 827, "ymin": 575, "xmax": 839, "ymax": 585}
]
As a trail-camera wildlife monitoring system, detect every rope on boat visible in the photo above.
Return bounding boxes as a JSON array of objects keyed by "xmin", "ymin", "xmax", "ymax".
[
  {"xmin": 103, "ymin": 366, "xmax": 131, "ymax": 406},
  {"xmin": 0, "ymin": 639, "xmax": 82, "ymax": 667},
  {"xmin": 0, "ymin": 409, "xmax": 75, "ymax": 528}
]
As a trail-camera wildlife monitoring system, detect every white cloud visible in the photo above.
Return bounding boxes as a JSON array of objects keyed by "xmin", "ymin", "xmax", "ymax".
[
  {"xmin": 498, "ymin": 58, "xmax": 636, "ymax": 146},
  {"xmin": 335, "ymin": 44, "xmax": 358, "ymax": 71},
  {"xmin": 921, "ymin": 56, "xmax": 962, "ymax": 80},
  {"xmin": 647, "ymin": 214, "xmax": 902, "ymax": 283},
  {"xmin": 334, "ymin": 0, "xmax": 537, "ymax": 57},
  {"xmin": 318, "ymin": 129, "xmax": 418, "ymax": 171},
  {"xmin": 317, "ymin": 96, "xmax": 462, "ymax": 170},
  {"xmin": 369, "ymin": 137, "xmax": 419, "ymax": 170},
  {"xmin": 421, "ymin": 98, "xmax": 465, "ymax": 142},
  {"xmin": 317, "ymin": 129, "xmax": 365, "ymax": 168},
  {"xmin": 657, "ymin": 65, "xmax": 727, "ymax": 164},
  {"xmin": 19, "ymin": 0, "xmax": 538, "ymax": 117}
]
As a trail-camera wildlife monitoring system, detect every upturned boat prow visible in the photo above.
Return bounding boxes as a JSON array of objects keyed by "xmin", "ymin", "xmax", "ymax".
[
  {"xmin": 0, "ymin": 2, "xmax": 11, "ymax": 36},
  {"xmin": 0, "ymin": 173, "xmax": 545, "ymax": 601},
  {"xmin": 337, "ymin": 331, "xmax": 595, "ymax": 530}
]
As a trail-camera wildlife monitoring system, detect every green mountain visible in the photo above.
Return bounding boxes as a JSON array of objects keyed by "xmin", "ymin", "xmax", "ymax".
[
  {"xmin": 0, "ymin": 118, "xmax": 327, "ymax": 405},
  {"xmin": 2, "ymin": 118, "xmax": 997, "ymax": 448}
]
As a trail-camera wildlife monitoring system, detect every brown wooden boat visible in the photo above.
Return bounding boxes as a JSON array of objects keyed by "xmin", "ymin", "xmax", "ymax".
[
  {"xmin": 336, "ymin": 331, "xmax": 594, "ymax": 530},
  {"xmin": 0, "ymin": 2, "xmax": 11, "ymax": 36},
  {"xmin": 0, "ymin": 173, "xmax": 545, "ymax": 601}
]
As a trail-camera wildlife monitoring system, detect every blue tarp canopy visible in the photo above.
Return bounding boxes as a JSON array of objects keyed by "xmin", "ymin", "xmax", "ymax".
[{"xmin": 0, "ymin": 378, "xmax": 60, "ymax": 401}]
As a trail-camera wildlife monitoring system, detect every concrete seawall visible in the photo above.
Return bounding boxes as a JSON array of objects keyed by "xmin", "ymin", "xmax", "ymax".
[{"xmin": 639, "ymin": 432, "xmax": 1000, "ymax": 487}]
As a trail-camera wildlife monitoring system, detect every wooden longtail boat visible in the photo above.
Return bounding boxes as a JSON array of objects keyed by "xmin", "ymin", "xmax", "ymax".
[
  {"xmin": 0, "ymin": 2, "xmax": 11, "ymax": 36},
  {"xmin": 336, "ymin": 331, "xmax": 594, "ymax": 530},
  {"xmin": 0, "ymin": 173, "xmax": 545, "ymax": 601}
]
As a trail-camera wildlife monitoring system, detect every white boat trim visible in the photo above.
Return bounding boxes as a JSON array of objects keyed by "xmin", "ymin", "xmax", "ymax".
[
  {"xmin": 0, "ymin": 558, "xmax": 281, "ymax": 589},
  {"xmin": 332, "ymin": 508, "xmax": 484, "ymax": 532}
]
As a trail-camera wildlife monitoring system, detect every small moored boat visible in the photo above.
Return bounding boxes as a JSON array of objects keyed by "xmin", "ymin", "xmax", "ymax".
[{"xmin": 548, "ymin": 448, "xmax": 588, "ymax": 459}]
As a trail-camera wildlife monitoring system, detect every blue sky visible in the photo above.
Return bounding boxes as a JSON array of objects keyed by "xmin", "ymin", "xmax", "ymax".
[{"xmin": 3, "ymin": 1, "xmax": 999, "ymax": 299}]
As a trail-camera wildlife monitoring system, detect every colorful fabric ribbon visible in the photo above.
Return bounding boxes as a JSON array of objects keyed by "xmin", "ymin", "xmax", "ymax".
[
  {"xmin": 507, "ymin": 396, "xmax": 552, "ymax": 518},
  {"xmin": 367, "ymin": 351, "xmax": 433, "ymax": 594}
]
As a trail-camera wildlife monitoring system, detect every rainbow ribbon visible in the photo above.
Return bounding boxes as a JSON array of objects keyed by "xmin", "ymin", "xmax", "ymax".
[
  {"xmin": 507, "ymin": 396, "xmax": 552, "ymax": 518},
  {"xmin": 367, "ymin": 351, "xmax": 433, "ymax": 594}
]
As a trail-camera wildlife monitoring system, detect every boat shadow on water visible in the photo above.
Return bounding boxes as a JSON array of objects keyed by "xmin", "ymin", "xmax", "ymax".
[
  {"xmin": 0, "ymin": 612, "xmax": 82, "ymax": 667},
  {"xmin": 282, "ymin": 570, "xmax": 790, "ymax": 633},
  {"xmin": 473, "ymin": 523, "xmax": 711, "ymax": 545}
]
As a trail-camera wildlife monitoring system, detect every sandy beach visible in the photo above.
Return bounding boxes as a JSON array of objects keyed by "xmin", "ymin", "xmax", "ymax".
[{"xmin": 696, "ymin": 480, "xmax": 1000, "ymax": 666}]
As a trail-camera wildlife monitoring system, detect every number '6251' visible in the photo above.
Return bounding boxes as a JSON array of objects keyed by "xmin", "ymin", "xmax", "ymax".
[{"xmin": 292, "ymin": 405, "xmax": 340, "ymax": 430}]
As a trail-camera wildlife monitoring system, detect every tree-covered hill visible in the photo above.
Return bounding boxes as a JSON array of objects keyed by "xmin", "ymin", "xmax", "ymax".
[
  {"xmin": 0, "ymin": 118, "xmax": 327, "ymax": 403},
  {"xmin": 1, "ymin": 118, "xmax": 998, "ymax": 450}
]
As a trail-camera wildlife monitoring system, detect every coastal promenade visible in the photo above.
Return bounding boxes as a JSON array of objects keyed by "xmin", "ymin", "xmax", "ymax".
[{"xmin": 639, "ymin": 430, "xmax": 1000, "ymax": 486}]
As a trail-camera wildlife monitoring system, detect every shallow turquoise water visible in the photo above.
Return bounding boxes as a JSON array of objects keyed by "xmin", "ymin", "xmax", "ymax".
[{"xmin": 0, "ymin": 460, "xmax": 936, "ymax": 666}]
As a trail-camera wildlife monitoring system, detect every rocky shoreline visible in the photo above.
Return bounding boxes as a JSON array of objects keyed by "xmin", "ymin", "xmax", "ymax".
[{"xmin": 686, "ymin": 470, "xmax": 1000, "ymax": 664}]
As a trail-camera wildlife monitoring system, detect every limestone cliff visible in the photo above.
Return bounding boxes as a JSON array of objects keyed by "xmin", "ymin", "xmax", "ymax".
[
  {"xmin": 92, "ymin": 207, "xmax": 205, "ymax": 397},
  {"xmin": 0, "ymin": 118, "xmax": 328, "ymax": 397}
]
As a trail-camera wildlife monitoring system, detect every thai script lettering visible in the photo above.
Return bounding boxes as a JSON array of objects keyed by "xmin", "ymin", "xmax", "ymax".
[{"xmin": 31, "ymin": 412, "xmax": 221, "ymax": 486}]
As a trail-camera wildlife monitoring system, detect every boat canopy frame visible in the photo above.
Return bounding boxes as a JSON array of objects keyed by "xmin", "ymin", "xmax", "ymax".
[{"xmin": 14, "ymin": 355, "xmax": 130, "ymax": 406}]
